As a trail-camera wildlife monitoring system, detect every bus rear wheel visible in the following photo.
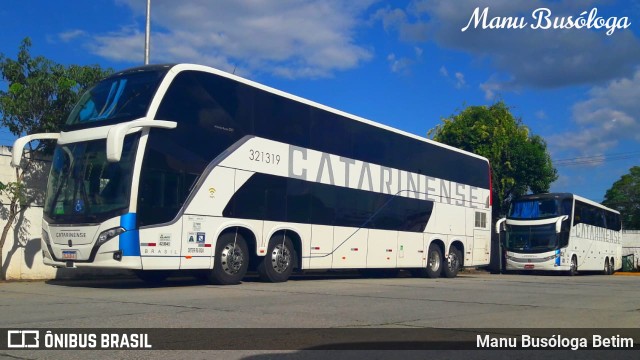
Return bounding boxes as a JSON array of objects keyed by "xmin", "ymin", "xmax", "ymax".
[
  {"xmin": 209, "ymin": 232, "xmax": 249, "ymax": 285},
  {"xmin": 603, "ymin": 258, "xmax": 610, "ymax": 275},
  {"xmin": 609, "ymin": 259, "xmax": 615, "ymax": 275},
  {"xmin": 425, "ymin": 244, "xmax": 443, "ymax": 278},
  {"xmin": 257, "ymin": 235, "xmax": 295, "ymax": 283},
  {"xmin": 442, "ymin": 248, "xmax": 461, "ymax": 278}
]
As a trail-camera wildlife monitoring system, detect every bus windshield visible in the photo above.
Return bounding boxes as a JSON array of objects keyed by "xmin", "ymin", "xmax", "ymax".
[
  {"xmin": 509, "ymin": 198, "xmax": 571, "ymax": 220},
  {"xmin": 43, "ymin": 135, "xmax": 139, "ymax": 224},
  {"xmin": 65, "ymin": 69, "xmax": 167, "ymax": 127},
  {"xmin": 504, "ymin": 224, "xmax": 558, "ymax": 253}
]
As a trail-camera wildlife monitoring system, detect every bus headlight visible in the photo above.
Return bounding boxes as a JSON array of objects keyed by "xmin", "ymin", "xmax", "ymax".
[
  {"xmin": 97, "ymin": 227, "xmax": 126, "ymax": 247},
  {"xmin": 543, "ymin": 253, "xmax": 560, "ymax": 261}
]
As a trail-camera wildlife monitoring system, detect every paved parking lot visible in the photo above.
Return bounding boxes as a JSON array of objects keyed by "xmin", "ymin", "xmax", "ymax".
[{"xmin": 1, "ymin": 271, "xmax": 639, "ymax": 359}]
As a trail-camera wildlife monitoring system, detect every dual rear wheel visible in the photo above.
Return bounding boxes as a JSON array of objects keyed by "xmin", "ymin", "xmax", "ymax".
[
  {"xmin": 414, "ymin": 244, "xmax": 461, "ymax": 278},
  {"xmin": 208, "ymin": 232, "xmax": 296, "ymax": 285},
  {"xmin": 603, "ymin": 258, "xmax": 615, "ymax": 275}
]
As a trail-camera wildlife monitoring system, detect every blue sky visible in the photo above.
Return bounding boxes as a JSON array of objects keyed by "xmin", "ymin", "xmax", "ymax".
[{"xmin": 1, "ymin": 0, "xmax": 639, "ymax": 202}]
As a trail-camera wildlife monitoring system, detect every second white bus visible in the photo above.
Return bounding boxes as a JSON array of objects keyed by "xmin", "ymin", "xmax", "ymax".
[{"xmin": 498, "ymin": 193, "xmax": 622, "ymax": 275}]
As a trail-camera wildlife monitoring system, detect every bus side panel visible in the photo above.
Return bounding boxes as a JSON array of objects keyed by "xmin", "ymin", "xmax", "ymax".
[
  {"xmin": 185, "ymin": 166, "xmax": 244, "ymax": 217},
  {"xmin": 472, "ymin": 229, "xmax": 490, "ymax": 266},
  {"xmin": 180, "ymin": 215, "xmax": 215, "ymax": 269},
  {"xmin": 436, "ymin": 195, "xmax": 467, "ymax": 237},
  {"xmin": 139, "ymin": 220, "xmax": 183, "ymax": 270},
  {"xmin": 397, "ymin": 232, "xmax": 424, "ymax": 268},
  {"xmin": 332, "ymin": 226, "xmax": 367, "ymax": 269},
  {"xmin": 367, "ymin": 229, "xmax": 398, "ymax": 268},
  {"xmin": 308, "ymin": 225, "xmax": 333, "ymax": 269}
]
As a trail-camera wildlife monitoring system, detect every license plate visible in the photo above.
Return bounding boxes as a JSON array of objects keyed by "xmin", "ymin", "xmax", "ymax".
[
  {"xmin": 524, "ymin": 264, "xmax": 534, "ymax": 269},
  {"xmin": 62, "ymin": 250, "xmax": 77, "ymax": 260}
]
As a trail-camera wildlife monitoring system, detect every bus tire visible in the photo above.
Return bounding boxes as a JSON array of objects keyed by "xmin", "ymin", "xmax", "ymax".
[
  {"xmin": 442, "ymin": 247, "xmax": 462, "ymax": 278},
  {"xmin": 209, "ymin": 232, "xmax": 249, "ymax": 285},
  {"xmin": 569, "ymin": 255, "xmax": 578, "ymax": 276},
  {"xmin": 609, "ymin": 259, "xmax": 615, "ymax": 275},
  {"xmin": 425, "ymin": 243, "xmax": 443, "ymax": 278},
  {"xmin": 134, "ymin": 270, "xmax": 170, "ymax": 284},
  {"xmin": 603, "ymin": 258, "xmax": 610, "ymax": 275},
  {"xmin": 257, "ymin": 235, "xmax": 295, "ymax": 283}
]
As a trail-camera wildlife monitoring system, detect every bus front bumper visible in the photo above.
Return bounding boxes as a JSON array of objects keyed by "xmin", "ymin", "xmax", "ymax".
[
  {"xmin": 505, "ymin": 251, "xmax": 568, "ymax": 271},
  {"xmin": 42, "ymin": 237, "xmax": 142, "ymax": 270}
]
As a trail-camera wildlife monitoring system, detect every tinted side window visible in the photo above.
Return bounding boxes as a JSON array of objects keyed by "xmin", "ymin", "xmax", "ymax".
[
  {"xmin": 605, "ymin": 211, "xmax": 622, "ymax": 231},
  {"xmin": 139, "ymin": 71, "xmax": 249, "ymax": 226},
  {"xmin": 254, "ymin": 91, "xmax": 310, "ymax": 148}
]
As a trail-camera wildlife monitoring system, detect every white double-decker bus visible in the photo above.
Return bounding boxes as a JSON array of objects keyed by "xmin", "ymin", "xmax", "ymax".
[
  {"xmin": 12, "ymin": 64, "xmax": 492, "ymax": 284},
  {"xmin": 498, "ymin": 193, "xmax": 622, "ymax": 275}
]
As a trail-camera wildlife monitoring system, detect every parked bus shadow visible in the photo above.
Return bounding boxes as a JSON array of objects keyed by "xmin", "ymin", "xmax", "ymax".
[
  {"xmin": 44, "ymin": 275, "xmax": 204, "ymax": 289},
  {"xmin": 42, "ymin": 269, "xmax": 468, "ymax": 289}
]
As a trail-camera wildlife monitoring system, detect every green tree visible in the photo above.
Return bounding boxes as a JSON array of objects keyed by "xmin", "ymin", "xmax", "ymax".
[
  {"xmin": 602, "ymin": 166, "xmax": 640, "ymax": 230},
  {"xmin": 428, "ymin": 101, "xmax": 558, "ymax": 219},
  {"xmin": 0, "ymin": 37, "xmax": 112, "ymax": 279}
]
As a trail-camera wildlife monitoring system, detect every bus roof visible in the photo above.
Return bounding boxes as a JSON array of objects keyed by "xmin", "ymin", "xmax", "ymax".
[
  {"xmin": 514, "ymin": 193, "xmax": 620, "ymax": 215},
  {"xmin": 157, "ymin": 63, "xmax": 490, "ymax": 165}
]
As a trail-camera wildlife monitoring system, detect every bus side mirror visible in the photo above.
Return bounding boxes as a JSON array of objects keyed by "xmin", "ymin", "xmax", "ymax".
[
  {"xmin": 556, "ymin": 215, "xmax": 568, "ymax": 233},
  {"xmin": 11, "ymin": 133, "xmax": 61, "ymax": 167},
  {"xmin": 495, "ymin": 217, "xmax": 506, "ymax": 233},
  {"xmin": 106, "ymin": 119, "xmax": 177, "ymax": 162}
]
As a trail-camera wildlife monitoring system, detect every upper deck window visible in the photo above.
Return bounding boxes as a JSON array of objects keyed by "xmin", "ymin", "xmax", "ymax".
[
  {"xmin": 509, "ymin": 198, "xmax": 572, "ymax": 220},
  {"xmin": 65, "ymin": 69, "xmax": 168, "ymax": 128}
]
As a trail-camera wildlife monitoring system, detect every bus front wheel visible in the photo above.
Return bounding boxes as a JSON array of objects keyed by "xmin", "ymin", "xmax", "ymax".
[
  {"xmin": 209, "ymin": 232, "xmax": 249, "ymax": 285},
  {"xmin": 257, "ymin": 235, "xmax": 296, "ymax": 283},
  {"xmin": 569, "ymin": 256, "xmax": 578, "ymax": 276}
]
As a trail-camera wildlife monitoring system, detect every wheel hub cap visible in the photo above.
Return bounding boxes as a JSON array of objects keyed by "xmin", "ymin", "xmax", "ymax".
[
  {"xmin": 221, "ymin": 244, "xmax": 244, "ymax": 275},
  {"xmin": 271, "ymin": 244, "xmax": 291, "ymax": 274},
  {"xmin": 428, "ymin": 251, "xmax": 440, "ymax": 271}
]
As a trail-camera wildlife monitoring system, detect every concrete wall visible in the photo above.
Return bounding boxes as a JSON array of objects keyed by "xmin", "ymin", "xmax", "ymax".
[
  {"xmin": 622, "ymin": 230, "xmax": 640, "ymax": 270},
  {"xmin": 0, "ymin": 146, "xmax": 55, "ymax": 279}
]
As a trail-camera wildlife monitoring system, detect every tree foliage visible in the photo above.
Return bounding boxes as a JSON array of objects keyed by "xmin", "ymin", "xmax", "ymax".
[
  {"xmin": 428, "ymin": 101, "xmax": 558, "ymax": 218},
  {"xmin": 602, "ymin": 166, "xmax": 640, "ymax": 230},
  {"xmin": 0, "ymin": 37, "xmax": 111, "ymax": 150},
  {"xmin": 0, "ymin": 37, "xmax": 112, "ymax": 279}
]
